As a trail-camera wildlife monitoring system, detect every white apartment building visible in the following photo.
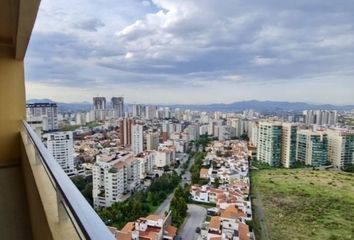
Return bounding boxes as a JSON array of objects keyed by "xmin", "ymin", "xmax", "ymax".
[
  {"xmin": 281, "ymin": 123, "xmax": 298, "ymax": 168},
  {"xmin": 132, "ymin": 124, "xmax": 143, "ymax": 155},
  {"xmin": 43, "ymin": 132, "xmax": 75, "ymax": 176},
  {"xmin": 26, "ymin": 103, "xmax": 58, "ymax": 131},
  {"xmin": 303, "ymin": 110, "xmax": 338, "ymax": 126},
  {"xmin": 92, "ymin": 152, "xmax": 140, "ymax": 208},
  {"xmin": 327, "ymin": 129, "xmax": 354, "ymax": 168},
  {"xmin": 200, "ymin": 124, "xmax": 209, "ymax": 135},
  {"xmin": 136, "ymin": 151, "xmax": 155, "ymax": 179},
  {"xmin": 154, "ymin": 146, "xmax": 176, "ymax": 168},
  {"xmin": 184, "ymin": 124, "xmax": 200, "ymax": 141},
  {"xmin": 145, "ymin": 105, "xmax": 157, "ymax": 120}
]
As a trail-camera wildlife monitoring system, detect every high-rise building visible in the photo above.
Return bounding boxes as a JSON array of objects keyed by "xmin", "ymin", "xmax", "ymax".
[
  {"xmin": 303, "ymin": 110, "xmax": 337, "ymax": 126},
  {"xmin": 249, "ymin": 121, "xmax": 259, "ymax": 147},
  {"xmin": 145, "ymin": 105, "xmax": 157, "ymax": 120},
  {"xmin": 184, "ymin": 124, "xmax": 200, "ymax": 141},
  {"xmin": 327, "ymin": 129, "xmax": 354, "ymax": 169},
  {"xmin": 257, "ymin": 121, "xmax": 282, "ymax": 166},
  {"xmin": 26, "ymin": 103, "xmax": 58, "ymax": 132},
  {"xmin": 281, "ymin": 123, "xmax": 298, "ymax": 168},
  {"xmin": 92, "ymin": 152, "xmax": 140, "ymax": 208},
  {"xmin": 111, "ymin": 97, "xmax": 124, "ymax": 118},
  {"xmin": 132, "ymin": 124, "xmax": 143, "ymax": 155},
  {"xmin": 132, "ymin": 104, "xmax": 144, "ymax": 118},
  {"xmin": 146, "ymin": 132, "xmax": 159, "ymax": 151},
  {"xmin": 43, "ymin": 132, "xmax": 75, "ymax": 176},
  {"xmin": 93, "ymin": 97, "xmax": 106, "ymax": 110},
  {"xmin": 75, "ymin": 112, "xmax": 87, "ymax": 126},
  {"xmin": 119, "ymin": 118, "xmax": 134, "ymax": 147},
  {"xmin": 92, "ymin": 97, "xmax": 107, "ymax": 121},
  {"xmin": 296, "ymin": 130, "xmax": 328, "ymax": 167},
  {"xmin": 217, "ymin": 125, "xmax": 231, "ymax": 141}
]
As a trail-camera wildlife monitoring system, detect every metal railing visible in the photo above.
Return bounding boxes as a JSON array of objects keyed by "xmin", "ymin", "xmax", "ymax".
[{"xmin": 23, "ymin": 121, "xmax": 115, "ymax": 240}]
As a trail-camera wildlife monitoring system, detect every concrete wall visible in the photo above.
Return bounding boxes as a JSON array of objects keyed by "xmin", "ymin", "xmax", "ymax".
[{"xmin": 0, "ymin": 48, "xmax": 26, "ymax": 166}]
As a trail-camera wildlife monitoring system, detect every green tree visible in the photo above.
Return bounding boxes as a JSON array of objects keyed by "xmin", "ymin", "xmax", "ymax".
[
  {"xmin": 170, "ymin": 186, "xmax": 188, "ymax": 227},
  {"xmin": 213, "ymin": 177, "xmax": 220, "ymax": 188},
  {"xmin": 342, "ymin": 163, "xmax": 354, "ymax": 173}
]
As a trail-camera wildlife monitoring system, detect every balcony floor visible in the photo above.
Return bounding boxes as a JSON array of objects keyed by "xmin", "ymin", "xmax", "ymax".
[{"xmin": 0, "ymin": 165, "xmax": 33, "ymax": 240}]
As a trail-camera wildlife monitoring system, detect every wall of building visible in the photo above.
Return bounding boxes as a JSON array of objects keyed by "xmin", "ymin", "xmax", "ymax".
[{"xmin": 0, "ymin": 48, "xmax": 26, "ymax": 166}]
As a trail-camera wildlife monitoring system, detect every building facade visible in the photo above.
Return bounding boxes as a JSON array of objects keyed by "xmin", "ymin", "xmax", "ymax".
[
  {"xmin": 132, "ymin": 124, "xmax": 144, "ymax": 155},
  {"xmin": 146, "ymin": 131, "xmax": 159, "ymax": 151},
  {"xmin": 281, "ymin": 123, "xmax": 298, "ymax": 168},
  {"xmin": 43, "ymin": 132, "xmax": 75, "ymax": 176},
  {"xmin": 257, "ymin": 122, "xmax": 282, "ymax": 166},
  {"xmin": 327, "ymin": 129, "xmax": 354, "ymax": 169},
  {"xmin": 111, "ymin": 97, "xmax": 124, "ymax": 118},
  {"xmin": 296, "ymin": 130, "xmax": 328, "ymax": 167},
  {"xmin": 26, "ymin": 103, "xmax": 58, "ymax": 132}
]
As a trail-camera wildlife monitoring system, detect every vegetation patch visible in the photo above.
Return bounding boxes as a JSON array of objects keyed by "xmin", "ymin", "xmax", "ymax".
[
  {"xmin": 251, "ymin": 169, "xmax": 354, "ymax": 240},
  {"xmin": 98, "ymin": 173, "xmax": 180, "ymax": 229}
]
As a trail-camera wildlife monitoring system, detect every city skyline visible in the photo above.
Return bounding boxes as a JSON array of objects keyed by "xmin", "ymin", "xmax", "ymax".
[{"xmin": 25, "ymin": 0, "xmax": 354, "ymax": 104}]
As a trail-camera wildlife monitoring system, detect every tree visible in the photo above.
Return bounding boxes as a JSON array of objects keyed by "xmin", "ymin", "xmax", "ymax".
[
  {"xmin": 213, "ymin": 177, "xmax": 220, "ymax": 188},
  {"xmin": 71, "ymin": 175, "xmax": 86, "ymax": 191},
  {"xmin": 240, "ymin": 133, "xmax": 249, "ymax": 141},
  {"xmin": 342, "ymin": 163, "xmax": 354, "ymax": 173},
  {"xmin": 170, "ymin": 185, "xmax": 188, "ymax": 227}
]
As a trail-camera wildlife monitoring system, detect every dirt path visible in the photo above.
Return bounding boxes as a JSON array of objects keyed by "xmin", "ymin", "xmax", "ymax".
[{"xmin": 254, "ymin": 188, "xmax": 270, "ymax": 240}]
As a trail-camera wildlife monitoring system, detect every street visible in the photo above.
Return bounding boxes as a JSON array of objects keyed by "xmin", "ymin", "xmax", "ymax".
[
  {"xmin": 154, "ymin": 192, "xmax": 174, "ymax": 216},
  {"xmin": 179, "ymin": 204, "xmax": 207, "ymax": 240},
  {"xmin": 155, "ymin": 153, "xmax": 191, "ymax": 216}
]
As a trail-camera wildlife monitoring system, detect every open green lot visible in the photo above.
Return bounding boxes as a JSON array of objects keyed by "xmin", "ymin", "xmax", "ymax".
[{"xmin": 251, "ymin": 169, "xmax": 354, "ymax": 240}]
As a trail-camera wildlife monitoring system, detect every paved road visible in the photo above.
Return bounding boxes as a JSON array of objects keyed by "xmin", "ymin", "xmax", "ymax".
[
  {"xmin": 180, "ymin": 204, "xmax": 207, "ymax": 240},
  {"xmin": 154, "ymin": 153, "xmax": 193, "ymax": 216},
  {"xmin": 154, "ymin": 192, "xmax": 174, "ymax": 216}
]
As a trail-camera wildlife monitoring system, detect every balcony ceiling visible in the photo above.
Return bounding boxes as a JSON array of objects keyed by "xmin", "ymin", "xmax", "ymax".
[{"xmin": 0, "ymin": 0, "xmax": 40, "ymax": 60}]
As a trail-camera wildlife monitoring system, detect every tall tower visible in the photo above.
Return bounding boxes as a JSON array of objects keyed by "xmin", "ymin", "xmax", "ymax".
[
  {"xmin": 132, "ymin": 124, "xmax": 143, "ymax": 155},
  {"xmin": 93, "ymin": 97, "xmax": 106, "ymax": 110},
  {"xmin": 119, "ymin": 118, "xmax": 134, "ymax": 146},
  {"xmin": 281, "ymin": 123, "xmax": 298, "ymax": 168},
  {"xmin": 111, "ymin": 97, "xmax": 124, "ymax": 118},
  {"xmin": 257, "ymin": 121, "xmax": 283, "ymax": 166}
]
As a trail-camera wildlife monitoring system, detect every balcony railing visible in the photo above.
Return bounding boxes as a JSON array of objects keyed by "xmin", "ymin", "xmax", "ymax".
[{"xmin": 22, "ymin": 121, "xmax": 115, "ymax": 240}]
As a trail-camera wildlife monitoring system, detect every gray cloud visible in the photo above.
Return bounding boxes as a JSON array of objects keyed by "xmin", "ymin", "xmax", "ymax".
[
  {"xmin": 25, "ymin": 0, "xmax": 354, "ymax": 104},
  {"xmin": 75, "ymin": 18, "xmax": 105, "ymax": 32}
]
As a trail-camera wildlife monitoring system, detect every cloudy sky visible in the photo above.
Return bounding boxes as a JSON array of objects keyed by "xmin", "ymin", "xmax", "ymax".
[{"xmin": 25, "ymin": 0, "xmax": 354, "ymax": 105}]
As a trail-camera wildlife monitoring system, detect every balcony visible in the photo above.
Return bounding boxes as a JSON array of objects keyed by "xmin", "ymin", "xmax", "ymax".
[
  {"xmin": 0, "ymin": 1, "xmax": 113, "ymax": 239},
  {"xmin": 0, "ymin": 122, "xmax": 115, "ymax": 239}
]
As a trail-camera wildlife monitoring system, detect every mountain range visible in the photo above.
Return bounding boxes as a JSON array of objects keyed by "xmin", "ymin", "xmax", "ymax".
[{"xmin": 26, "ymin": 99, "xmax": 354, "ymax": 112}]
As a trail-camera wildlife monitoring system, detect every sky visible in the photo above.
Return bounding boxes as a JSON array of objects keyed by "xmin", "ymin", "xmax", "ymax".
[{"xmin": 25, "ymin": 0, "xmax": 354, "ymax": 105}]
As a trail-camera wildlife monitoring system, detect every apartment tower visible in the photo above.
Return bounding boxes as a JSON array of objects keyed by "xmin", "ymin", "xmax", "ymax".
[{"xmin": 257, "ymin": 121, "xmax": 282, "ymax": 166}]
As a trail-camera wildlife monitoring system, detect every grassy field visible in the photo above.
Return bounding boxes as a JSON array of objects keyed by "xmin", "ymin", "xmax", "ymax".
[{"xmin": 251, "ymin": 169, "xmax": 354, "ymax": 240}]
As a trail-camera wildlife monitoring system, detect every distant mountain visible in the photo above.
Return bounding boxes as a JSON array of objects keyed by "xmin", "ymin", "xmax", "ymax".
[
  {"xmin": 165, "ymin": 100, "xmax": 354, "ymax": 112},
  {"xmin": 27, "ymin": 99, "xmax": 354, "ymax": 112},
  {"xmin": 27, "ymin": 99, "xmax": 91, "ymax": 112},
  {"xmin": 26, "ymin": 98, "xmax": 55, "ymax": 104}
]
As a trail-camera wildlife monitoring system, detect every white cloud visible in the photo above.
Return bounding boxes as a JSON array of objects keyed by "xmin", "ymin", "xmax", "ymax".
[{"xmin": 25, "ymin": 0, "xmax": 354, "ymax": 104}]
